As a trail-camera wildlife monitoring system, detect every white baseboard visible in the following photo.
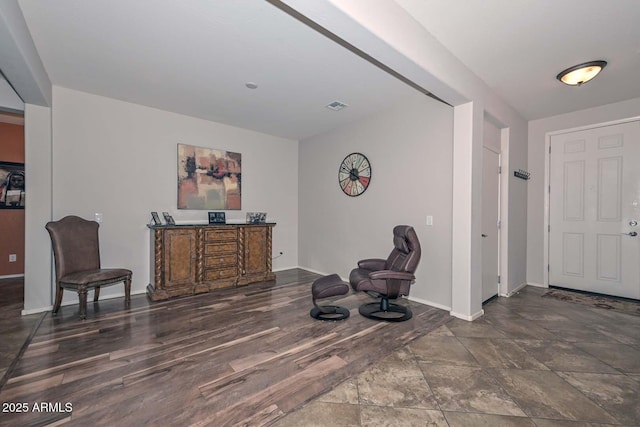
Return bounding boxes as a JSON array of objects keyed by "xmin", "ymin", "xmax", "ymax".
[
  {"xmin": 293, "ymin": 266, "xmax": 349, "ymax": 282},
  {"xmin": 407, "ymin": 295, "xmax": 451, "ymax": 312},
  {"xmin": 450, "ymin": 309, "xmax": 484, "ymax": 321},
  {"xmin": 0, "ymin": 274, "xmax": 25, "ymax": 279},
  {"xmin": 526, "ymin": 282, "xmax": 547, "ymax": 288},
  {"xmin": 21, "ymin": 306, "xmax": 52, "ymax": 316},
  {"xmin": 272, "ymin": 266, "xmax": 298, "ymax": 273},
  {"xmin": 21, "ymin": 288, "xmax": 148, "ymax": 316},
  {"xmin": 500, "ymin": 281, "xmax": 529, "ymax": 297},
  {"xmin": 409, "ymin": 296, "xmax": 482, "ymax": 321}
]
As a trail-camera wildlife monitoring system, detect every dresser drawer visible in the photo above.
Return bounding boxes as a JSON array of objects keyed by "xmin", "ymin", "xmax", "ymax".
[
  {"xmin": 205, "ymin": 242, "xmax": 237, "ymax": 254},
  {"xmin": 204, "ymin": 267, "xmax": 237, "ymax": 281},
  {"xmin": 204, "ymin": 254, "xmax": 237, "ymax": 268},
  {"xmin": 204, "ymin": 229, "xmax": 237, "ymax": 242}
]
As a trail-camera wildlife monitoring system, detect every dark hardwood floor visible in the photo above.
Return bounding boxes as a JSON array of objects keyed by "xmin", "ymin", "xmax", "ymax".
[
  {"xmin": 0, "ymin": 277, "xmax": 43, "ymax": 389},
  {"xmin": 0, "ymin": 269, "xmax": 451, "ymax": 426}
]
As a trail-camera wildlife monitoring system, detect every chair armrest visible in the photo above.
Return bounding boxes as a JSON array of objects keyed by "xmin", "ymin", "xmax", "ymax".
[
  {"xmin": 368, "ymin": 270, "xmax": 415, "ymax": 281},
  {"xmin": 358, "ymin": 258, "xmax": 387, "ymax": 270}
]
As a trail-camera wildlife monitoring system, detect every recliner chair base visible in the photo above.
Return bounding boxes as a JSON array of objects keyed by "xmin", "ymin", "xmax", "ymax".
[{"xmin": 358, "ymin": 301, "xmax": 412, "ymax": 322}]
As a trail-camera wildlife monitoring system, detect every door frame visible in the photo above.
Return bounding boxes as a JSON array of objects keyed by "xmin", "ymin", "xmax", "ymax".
[
  {"xmin": 543, "ymin": 115, "xmax": 640, "ymax": 287},
  {"xmin": 482, "ymin": 145, "xmax": 501, "ymax": 301}
]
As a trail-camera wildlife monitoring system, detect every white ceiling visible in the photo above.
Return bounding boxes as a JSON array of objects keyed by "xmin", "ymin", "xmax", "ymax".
[
  {"xmin": 0, "ymin": 73, "xmax": 24, "ymax": 113},
  {"xmin": 396, "ymin": 0, "xmax": 640, "ymax": 120},
  {"xmin": 17, "ymin": 0, "xmax": 419, "ymax": 140},
  {"xmin": 14, "ymin": 0, "xmax": 640, "ymax": 139}
]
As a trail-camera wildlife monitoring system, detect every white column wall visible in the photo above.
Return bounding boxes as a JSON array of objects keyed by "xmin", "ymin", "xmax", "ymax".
[
  {"xmin": 451, "ymin": 102, "xmax": 484, "ymax": 319},
  {"xmin": 23, "ymin": 103, "xmax": 52, "ymax": 313}
]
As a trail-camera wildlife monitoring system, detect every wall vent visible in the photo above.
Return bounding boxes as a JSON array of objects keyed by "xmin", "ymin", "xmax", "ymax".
[{"xmin": 325, "ymin": 101, "xmax": 348, "ymax": 111}]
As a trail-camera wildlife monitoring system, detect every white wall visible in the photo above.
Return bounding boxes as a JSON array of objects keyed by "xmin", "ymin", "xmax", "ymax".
[
  {"xmin": 50, "ymin": 86, "xmax": 299, "ymax": 305},
  {"xmin": 506, "ymin": 127, "xmax": 528, "ymax": 294},
  {"xmin": 286, "ymin": 0, "xmax": 528, "ymax": 319},
  {"xmin": 0, "ymin": 0, "xmax": 51, "ymax": 106},
  {"xmin": 12, "ymin": 0, "xmax": 532, "ymax": 318},
  {"xmin": 299, "ymin": 91, "xmax": 454, "ymax": 308},
  {"xmin": 23, "ymin": 103, "xmax": 52, "ymax": 313},
  {"xmin": 527, "ymin": 96, "xmax": 640, "ymax": 286},
  {"xmin": 0, "ymin": 78, "xmax": 24, "ymax": 112},
  {"xmin": 483, "ymin": 118, "xmax": 500, "ymax": 152}
]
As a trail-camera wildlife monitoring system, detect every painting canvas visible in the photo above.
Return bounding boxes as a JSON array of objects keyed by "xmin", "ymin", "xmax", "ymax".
[
  {"xmin": 178, "ymin": 144, "xmax": 241, "ymax": 210},
  {"xmin": 0, "ymin": 161, "xmax": 25, "ymax": 209}
]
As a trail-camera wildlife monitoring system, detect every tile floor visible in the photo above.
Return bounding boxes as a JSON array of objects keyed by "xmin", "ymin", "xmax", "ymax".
[{"xmin": 273, "ymin": 286, "xmax": 640, "ymax": 426}]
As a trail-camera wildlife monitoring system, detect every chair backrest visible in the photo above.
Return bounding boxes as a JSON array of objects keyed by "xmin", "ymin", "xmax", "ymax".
[
  {"xmin": 385, "ymin": 225, "xmax": 421, "ymax": 274},
  {"xmin": 46, "ymin": 215, "xmax": 101, "ymax": 280}
]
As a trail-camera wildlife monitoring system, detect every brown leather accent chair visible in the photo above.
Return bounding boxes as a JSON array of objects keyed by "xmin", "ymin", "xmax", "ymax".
[
  {"xmin": 349, "ymin": 225, "xmax": 421, "ymax": 322},
  {"xmin": 46, "ymin": 215, "xmax": 132, "ymax": 320}
]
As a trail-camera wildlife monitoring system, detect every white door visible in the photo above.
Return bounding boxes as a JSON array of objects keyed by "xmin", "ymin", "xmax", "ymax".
[
  {"xmin": 482, "ymin": 146, "xmax": 500, "ymax": 302},
  {"xmin": 549, "ymin": 120, "xmax": 640, "ymax": 299}
]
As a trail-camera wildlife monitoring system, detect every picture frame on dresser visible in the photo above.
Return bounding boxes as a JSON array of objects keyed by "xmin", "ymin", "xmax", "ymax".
[
  {"xmin": 150, "ymin": 211, "xmax": 162, "ymax": 225},
  {"xmin": 162, "ymin": 212, "xmax": 175, "ymax": 225},
  {"xmin": 246, "ymin": 212, "xmax": 266, "ymax": 224},
  {"xmin": 208, "ymin": 211, "xmax": 226, "ymax": 224}
]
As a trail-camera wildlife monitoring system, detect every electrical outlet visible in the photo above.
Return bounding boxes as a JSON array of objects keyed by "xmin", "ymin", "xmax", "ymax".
[
  {"xmin": 9, "ymin": 254, "xmax": 17, "ymax": 262},
  {"xmin": 95, "ymin": 213, "xmax": 103, "ymax": 223},
  {"xmin": 426, "ymin": 215, "xmax": 433, "ymax": 226}
]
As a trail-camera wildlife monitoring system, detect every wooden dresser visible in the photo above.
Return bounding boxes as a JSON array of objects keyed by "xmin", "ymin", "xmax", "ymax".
[{"xmin": 147, "ymin": 223, "xmax": 276, "ymax": 301}]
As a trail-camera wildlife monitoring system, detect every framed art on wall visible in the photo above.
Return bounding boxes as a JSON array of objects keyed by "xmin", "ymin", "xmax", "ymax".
[
  {"xmin": 177, "ymin": 144, "xmax": 241, "ymax": 210},
  {"xmin": 0, "ymin": 161, "xmax": 25, "ymax": 209}
]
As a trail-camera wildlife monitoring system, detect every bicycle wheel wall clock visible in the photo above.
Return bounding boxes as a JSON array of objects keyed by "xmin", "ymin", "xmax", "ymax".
[{"xmin": 338, "ymin": 152, "xmax": 371, "ymax": 197}]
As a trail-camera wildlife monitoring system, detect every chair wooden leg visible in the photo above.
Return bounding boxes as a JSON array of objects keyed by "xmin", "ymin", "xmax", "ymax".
[
  {"xmin": 78, "ymin": 287, "xmax": 88, "ymax": 320},
  {"xmin": 52, "ymin": 285, "xmax": 64, "ymax": 315},
  {"xmin": 94, "ymin": 286, "xmax": 100, "ymax": 302},
  {"xmin": 124, "ymin": 274, "xmax": 132, "ymax": 306}
]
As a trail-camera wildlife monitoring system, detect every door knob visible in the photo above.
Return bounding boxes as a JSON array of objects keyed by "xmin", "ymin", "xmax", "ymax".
[
  {"xmin": 630, "ymin": 220, "xmax": 638, "ymax": 227},
  {"xmin": 623, "ymin": 231, "xmax": 638, "ymax": 237}
]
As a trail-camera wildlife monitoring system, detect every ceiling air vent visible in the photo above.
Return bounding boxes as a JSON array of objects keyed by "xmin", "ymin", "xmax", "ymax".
[{"xmin": 325, "ymin": 101, "xmax": 348, "ymax": 111}]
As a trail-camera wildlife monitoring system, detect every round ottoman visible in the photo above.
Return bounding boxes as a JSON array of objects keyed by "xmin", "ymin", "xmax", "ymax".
[{"xmin": 310, "ymin": 274, "xmax": 350, "ymax": 321}]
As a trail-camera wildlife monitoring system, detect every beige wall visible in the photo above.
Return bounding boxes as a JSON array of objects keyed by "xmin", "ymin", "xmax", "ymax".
[{"xmin": 299, "ymin": 91, "xmax": 454, "ymax": 308}]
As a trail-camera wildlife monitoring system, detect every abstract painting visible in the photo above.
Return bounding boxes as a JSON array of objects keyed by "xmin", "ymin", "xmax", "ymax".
[
  {"xmin": 0, "ymin": 161, "xmax": 25, "ymax": 209},
  {"xmin": 177, "ymin": 144, "xmax": 241, "ymax": 210}
]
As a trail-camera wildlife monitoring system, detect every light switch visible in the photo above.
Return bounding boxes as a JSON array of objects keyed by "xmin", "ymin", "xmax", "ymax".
[
  {"xmin": 95, "ymin": 213, "xmax": 103, "ymax": 223},
  {"xmin": 9, "ymin": 254, "xmax": 16, "ymax": 262},
  {"xmin": 426, "ymin": 215, "xmax": 433, "ymax": 226}
]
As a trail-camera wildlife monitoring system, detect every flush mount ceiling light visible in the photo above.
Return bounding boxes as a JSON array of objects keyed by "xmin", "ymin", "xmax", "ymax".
[{"xmin": 556, "ymin": 60, "xmax": 607, "ymax": 86}]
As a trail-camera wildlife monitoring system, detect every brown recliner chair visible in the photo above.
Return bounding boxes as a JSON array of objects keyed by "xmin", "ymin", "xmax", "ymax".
[
  {"xmin": 349, "ymin": 225, "xmax": 421, "ymax": 322},
  {"xmin": 46, "ymin": 215, "xmax": 132, "ymax": 320}
]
